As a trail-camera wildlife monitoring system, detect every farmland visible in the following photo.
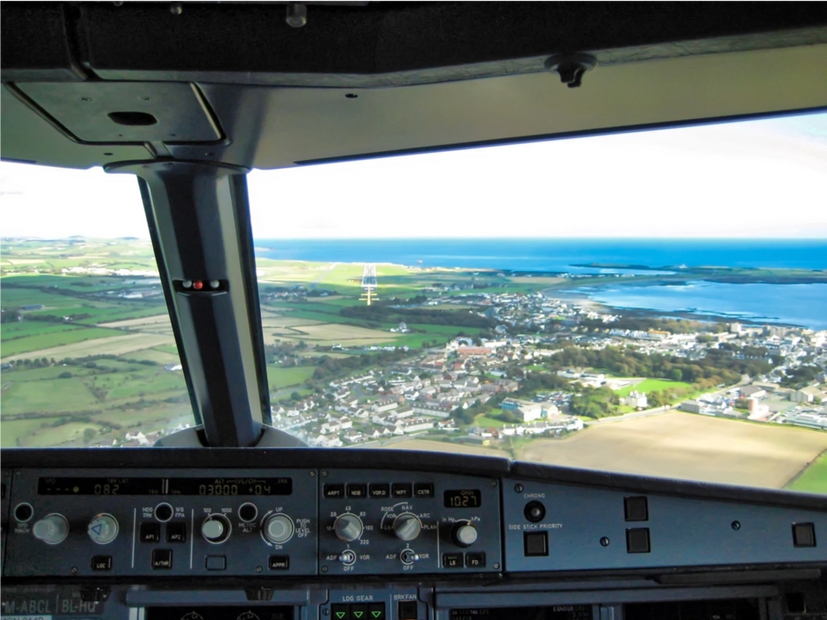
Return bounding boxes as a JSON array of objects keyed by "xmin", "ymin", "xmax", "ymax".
[
  {"xmin": 518, "ymin": 412, "xmax": 827, "ymax": 489},
  {"xmin": 2, "ymin": 237, "xmax": 535, "ymax": 447}
]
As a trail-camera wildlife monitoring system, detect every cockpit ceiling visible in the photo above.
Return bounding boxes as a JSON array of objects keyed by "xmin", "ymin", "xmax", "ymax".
[{"xmin": 2, "ymin": 3, "xmax": 827, "ymax": 171}]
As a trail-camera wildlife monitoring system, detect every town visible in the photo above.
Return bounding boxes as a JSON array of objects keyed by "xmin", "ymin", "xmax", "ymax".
[{"xmin": 252, "ymin": 292, "xmax": 827, "ymax": 451}]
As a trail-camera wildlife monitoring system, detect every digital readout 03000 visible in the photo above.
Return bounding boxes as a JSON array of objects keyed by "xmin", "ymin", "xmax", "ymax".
[{"xmin": 38, "ymin": 477, "xmax": 293, "ymax": 496}]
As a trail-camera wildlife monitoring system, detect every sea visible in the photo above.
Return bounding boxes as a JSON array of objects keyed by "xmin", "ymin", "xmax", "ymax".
[{"xmin": 255, "ymin": 238, "xmax": 827, "ymax": 330}]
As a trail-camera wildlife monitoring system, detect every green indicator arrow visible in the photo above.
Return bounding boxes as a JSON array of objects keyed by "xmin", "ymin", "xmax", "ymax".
[
  {"xmin": 354, "ymin": 613, "xmax": 364, "ymax": 619},
  {"xmin": 335, "ymin": 613, "xmax": 345, "ymax": 619},
  {"xmin": 371, "ymin": 613, "xmax": 382, "ymax": 618}
]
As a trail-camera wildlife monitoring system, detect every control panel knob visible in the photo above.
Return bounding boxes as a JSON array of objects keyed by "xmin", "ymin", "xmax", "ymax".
[
  {"xmin": 202, "ymin": 514, "xmax": 231, "ymax": 544},
  {"xmin": 333, "ymin": 513, "xmax": 363, "ymax": 542},
  {"xmin": 452, "ymin": 522, "xmax": 478, "ymax": 547},
  {"xmin": 32, "ymin": 513, "xmax": 69, "ymax": 545},
  {"xmin": 400, "ymin": 549, "xmax": 421, "ymax": 565},
  {"xmin": 88, "ymin": 514, "xmax": 119, "ymax": 545},
  {"xmin": 393, "ymin": 513, "xmax": 422, "ymax": 542},
  {"xmin": 338, "ymin": 549, "xmax": 357, "ymax": 565},
  {"xmin": 263, "ymin": 514, "xmax": 294, "ymax": 544}
]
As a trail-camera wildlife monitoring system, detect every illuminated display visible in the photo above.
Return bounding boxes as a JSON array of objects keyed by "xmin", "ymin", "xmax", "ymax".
[
  {"xmin": 38, "ymin": 477, "xmax": 292, "ymax": 496},
  {"xmin": 444, "ymin": 489, "xmax": 482, "ymax": 508}
]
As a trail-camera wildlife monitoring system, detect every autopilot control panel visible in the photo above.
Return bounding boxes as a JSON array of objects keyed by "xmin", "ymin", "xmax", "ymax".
[{"xmin": 2, "ymin": 449, "xmax": 826, "ymax": 620}]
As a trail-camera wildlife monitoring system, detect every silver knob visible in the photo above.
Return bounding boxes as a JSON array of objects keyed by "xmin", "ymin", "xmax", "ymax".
[
  {"xmin": 33, "ymin": 514, "xmax": 69, "ymax": 545},
  {"xmin": 400, "ymin": 549, "xmax": 420, "ymax": 565},
  {"xmin": 333, "ymin": 513, "xmax": 363, "ymax": 542},
  {"xmin": 88, "ymin": 514, "xmax": 118, "ymax": 545},
  {"xmin": 263, "ymin": 514, "xmax": 294, "ymax": 544},
  {"xmin": 393, "ymin": 513, "xmax": 422, "ymax": 542},
  {"xmin": 202, "ymin": 515, "xmax": 231, "ymax": 543},
  {"xmin": 453, "ymin": 523, "xmax": 478, "ymax": 547}
]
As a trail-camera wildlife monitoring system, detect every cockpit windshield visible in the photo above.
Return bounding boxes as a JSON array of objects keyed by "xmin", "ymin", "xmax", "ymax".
[{"xmin": 2, "ymin": 113, "xmax": 826, "ymax": 495}]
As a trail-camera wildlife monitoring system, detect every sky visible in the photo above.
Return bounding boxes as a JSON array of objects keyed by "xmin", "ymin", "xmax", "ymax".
[{"xmin": 2, "ymin": 112, "xmax": 826, "ymax": 239}]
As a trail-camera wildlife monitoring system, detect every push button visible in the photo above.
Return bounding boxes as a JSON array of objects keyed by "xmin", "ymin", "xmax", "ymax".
[
  {"xmin": 465, "ymin": 552, "xmax": 486, "ymax": 568},
  {"xmin": 91, "ymin": 555, "xmax": 112, "ymax": 571},
  {"xmin": 398, "ymin": 601, "xmax": 417, "ymax": 620},
  {"xmin": 269, "ymin": 555, "xmax": 290, "ymax": 570},
  {"xmin": 331, "ymin": 604, "xmax": 350, "ymax": 620},
  {"xmin": 140, "ymin": 522, "xmax": 161, "ymax": 543},
  {"xmin": 367, "ymin": 604, "xmax": 386, "ymax": 619},
  {"xmin": 524, "ymin": 531, "xmax": 548, "ymax": 557},
  {"xmin": 324, "ymin": 484, "xmax": 345, "ymax": 498},
  {"xmin": 151, "ymin": 549, "xmax": 173, "ymax": 569},
  {"xmin": 369, "ymin": 483, "xmax": 389, "ymax": 498},
  {"xmin": 166, "ymin": 522, "xmax": 187, "ymax": 543},
  {"xmin": 792, "ymin": 522, "xmax": 816, "ymax": 547},
  {"xmin": 443, "ymin": 552, "xmax": 463, "ymax": 568},
  {"xmin": 414, "ymin": 483, "xmax": 434, "ymax": 498},
  {"xmin": 205, "ymin": 555, "xmax": 226, "ymax": 570},
  {"xmin": 626, "ymin": 528, "xmax": 651, "ymax": 553},
  {"xmin": 624, "ymin": 496, "xmax": 649, "ymax": 522},
  {"xmin": 392, "ymin": 483, "xmax": 412, "ymax": 498},
  {"xmin": 347, "ymin": 483, "xmax": 367, "ymax": 498}
]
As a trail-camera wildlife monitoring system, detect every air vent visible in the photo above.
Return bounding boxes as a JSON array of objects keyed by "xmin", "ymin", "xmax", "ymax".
[{"xmin": 108, "ymin": 111, "xmax": 157, "ymax": 126}]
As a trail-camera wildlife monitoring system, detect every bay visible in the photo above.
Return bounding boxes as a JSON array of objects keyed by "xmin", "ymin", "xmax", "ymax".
[{"xmin": 255, "ymin": 238, "xmax": 827, "ymax": 330}]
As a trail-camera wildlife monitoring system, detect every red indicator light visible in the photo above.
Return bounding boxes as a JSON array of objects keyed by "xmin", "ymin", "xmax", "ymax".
[{"xmin": 193, "ymin": 280, "xmax": 204, "ymax": 290}]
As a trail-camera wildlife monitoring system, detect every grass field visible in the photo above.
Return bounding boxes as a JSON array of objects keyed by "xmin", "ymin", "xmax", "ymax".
[
  {"xmin": 2, "ymin": 326, "xmax": 120, "ymax": 357},
  {"xmin": 518, "ymin": 411, "xmax": 827, "ymax": 489},
  {"xmin": 4, "ymin": 332, "xmax": 174, "ymax": 362},
  {"xmin": 474, "ymin": 414, "xmax": 507, "ymax": 428},
  {"xmin": 267, "ymin": 366, "xmax": 317, "ymax": 389},
  {"xmin": 1, "ymin": 418, "xmax": 49, "ymax": 447},
  {"xmin": 3, "ymin": 377, "xmax": 99, "ymax": 414},
  {"xmin": 614, "ymin": 378, "xmax": 694, "ymax": 397},
  {"xmin": 786, "ymin": 451, "xmax": 827, "ymax": 494}
]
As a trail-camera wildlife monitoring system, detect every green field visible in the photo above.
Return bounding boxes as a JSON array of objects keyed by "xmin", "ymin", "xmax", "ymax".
[
  {"xmin": 267, "ymin": 366, "xmax": 317, "ymax": 389},
  {"xmin": 1, "ymin": 418, "xmax": 49, "ymax": 448},
  {"xmin": 614, "ymin": 378, "xmax": 694, "ymax": 397},
  {"xmin": 474, "ymin": 414, "xmax": 507, "ymax": 428},
  {"xmin": 2, "ymin": 326, "xmax": 119, "ymax": 357},
  {"xmin": 2, "ymin": 377, "xmax": 100, "ymax": 414},
  {"xmin": 787, "ymin": 451, "xmax": 827, "ymax": 494}
]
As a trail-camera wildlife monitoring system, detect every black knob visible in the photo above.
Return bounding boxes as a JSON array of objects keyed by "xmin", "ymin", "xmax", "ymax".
[{"xmin": 524, "ymin": 501, "xmax": 546, "ymax": 523}]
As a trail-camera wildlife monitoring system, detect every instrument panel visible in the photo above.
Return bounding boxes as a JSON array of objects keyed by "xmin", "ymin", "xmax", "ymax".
[
  {"xmin": 2, "ymin": 450, "xmax": 826, "ymax": 579},
  {"xmin": 2, "ymin": 449, "xmax": 826, "ymax": 620}
]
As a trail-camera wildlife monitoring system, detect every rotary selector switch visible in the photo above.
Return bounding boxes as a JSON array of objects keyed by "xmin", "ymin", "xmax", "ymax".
[
  {"xmin": 452, "ymin": 522, "xmax": 478, "ymax": 547},
  {"xmin": 333, "ymin": 513, "xmax": 363, "ymax": 542},
  {"xmin": 393, "ymin": 513, "xmax": 422, "ymax": 542},
  {"xmin": 202, "ymin": 514, "xmax": 231, "ymax": 544},
  {"xmin": 263, "ymin": 514, "xmax": 294, "ymax": 544},
  {"xmin": 88, "ymin": 514, "xmax": 119, "ymax": 544},
  {"xmin": 32, "ymin": 513, "xmax": 69, "ymax": 545}
]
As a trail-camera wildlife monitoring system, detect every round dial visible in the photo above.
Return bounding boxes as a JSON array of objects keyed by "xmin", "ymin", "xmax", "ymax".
[
  {"xmin": 181, "ymin": 613, "xmax": 204, "ymax": 620},
  {"xmin": 333, "ymin": 513, "xmax": 363, "ymax": 542},
  {"xmin": 237, "ymin": 612, "xmax": 259, "ymax": 620},
  {"xmin": 201, "ymin": 514, "xmax": 231, "ymax": 544},
  {"xmin": 452, "ymin": 522, "xmax": 478, "ymax": 547},
  {"xmin": 393, "ymin": 513, "xmax": 422, "ymax": 542},
  {"xmin": 88, "ymin": 513, "xmax": 119, "ymax": 545},
  {"xmin": 32, "ymin": 513, "xmax": 69, "ymax": 545},
  {"xmin": 263, "ymin": 514, "xmax": 294, "ymax": 544}
]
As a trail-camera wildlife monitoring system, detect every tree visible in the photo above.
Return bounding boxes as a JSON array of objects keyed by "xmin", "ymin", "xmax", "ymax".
[
  {"xmin": 669, "ymin": 368, "xmax": 683, "ymax": 381},
  {"xmin": 83, "ymin": 428, "xmax": 97, "ymax": 443}
]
